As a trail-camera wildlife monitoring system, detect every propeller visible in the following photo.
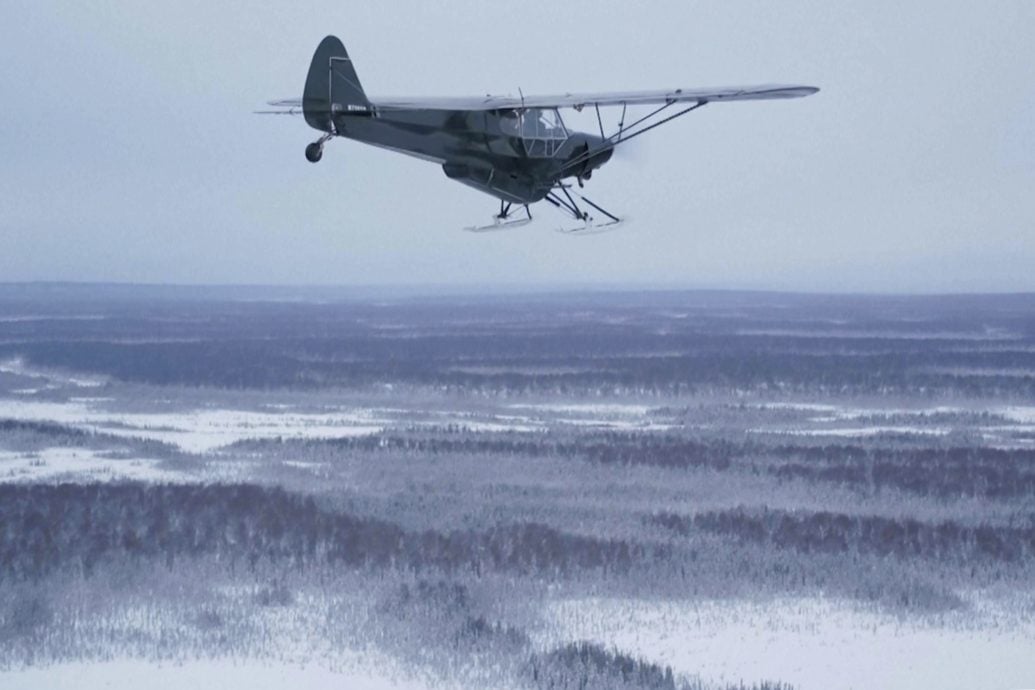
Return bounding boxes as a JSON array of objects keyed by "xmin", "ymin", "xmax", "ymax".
[{"xmin": 610, "ymin": 137, "xmax": 648, "ymax": 166}]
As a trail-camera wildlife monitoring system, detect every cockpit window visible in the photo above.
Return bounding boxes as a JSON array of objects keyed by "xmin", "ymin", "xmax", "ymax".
[
  {"xmin": 499, "ymin": 110, "xmax": 520, "ymax": 136},
  {"xmin": 499, "ymin": 108, "xmax": 569, "ymax": 157}
]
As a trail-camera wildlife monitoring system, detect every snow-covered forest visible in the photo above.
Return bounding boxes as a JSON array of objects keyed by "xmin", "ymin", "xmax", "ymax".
[{"xmin": 1, "ymin": 286, "xmax": 1033, "ymax": 690}]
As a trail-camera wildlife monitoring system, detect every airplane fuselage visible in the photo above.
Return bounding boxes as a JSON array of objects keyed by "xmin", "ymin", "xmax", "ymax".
[{"xmin": 327, "ymin": 108, "xmax": 613, "ymax": 205}]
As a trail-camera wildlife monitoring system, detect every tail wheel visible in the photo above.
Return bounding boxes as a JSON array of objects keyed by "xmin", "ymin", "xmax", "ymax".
[{"xmin": 305, "ymin": 143, "xmax": 323, "ymax": 163}]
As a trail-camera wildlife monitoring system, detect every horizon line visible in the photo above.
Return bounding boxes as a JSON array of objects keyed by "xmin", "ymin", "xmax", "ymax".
[{"xmin": 1, "ymin": 280, "xmax": 1034, "ymax": 299}]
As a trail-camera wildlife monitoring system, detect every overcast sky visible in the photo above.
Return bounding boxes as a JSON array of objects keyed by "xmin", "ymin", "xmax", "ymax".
[{"xmin": 1, "ymin": 1, "xmax": 1033, "ymax": 292}]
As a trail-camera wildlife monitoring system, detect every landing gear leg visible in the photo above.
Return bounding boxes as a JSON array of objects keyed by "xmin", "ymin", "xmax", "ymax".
[
  {"xmin": 545, "ymin": 184, "xmax": 624, "ymax": 234},
  {"xmin": 305, "ymin": 132, "xmax": 334, "ymax": 163},
  {"xmin": 463, "ymin": 201, "xmax": 533, "ymax": 233}
]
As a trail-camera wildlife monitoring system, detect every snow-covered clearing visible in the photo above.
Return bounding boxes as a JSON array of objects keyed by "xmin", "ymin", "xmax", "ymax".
[
  {"xmin": 0, "ymin": 358, "xmax": 107, "ymax": 389},
  {"xmin": 506, "ymin": 402, "xmax": 681, "ymax": 431},
  {"xmin": 0, "ymin": 399, "xmax": 386, "ymax": 453},
  {"xmin": 751, "ymin": 426, "xmax": 953, "ymax": 438},
  {"xmin": 747, "ymin": 401, "xmax": 1035, "ymax": 444},
  {"xmin": 509, "ymin": 403, "xmax": 656, "ymax": 416},
  {"xmin": 0, "ymin": 448, "xmax": 186, "ymax": 483},
  {"xmin": 540, "ymin": 596, "xmax": 1035, "ymax": 690},
  {"xmin": 0, "ymin": 658, "xmax": 454, "ymax": 690},
  {"xmin": 1001, "ymin": 406, "xmax": 1035, "ymax": 424}
]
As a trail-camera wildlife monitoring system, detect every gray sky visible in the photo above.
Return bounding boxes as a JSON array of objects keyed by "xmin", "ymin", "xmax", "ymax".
[{"xmin": 1, "ymin": 1, "xmax": 1033, "ymax": 292}]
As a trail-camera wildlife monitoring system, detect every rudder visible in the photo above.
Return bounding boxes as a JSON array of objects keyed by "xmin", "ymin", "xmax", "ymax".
[{"xmin": 303, "ymin": 36, "xmax": 371, "ymax": 132}]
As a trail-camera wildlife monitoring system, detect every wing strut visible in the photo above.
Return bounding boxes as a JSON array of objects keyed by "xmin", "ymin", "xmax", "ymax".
[
  {"xmin": 563, "ymin": 100, "xmax": 709, "ymax": 178},
  {"xmin": 615, "ymin": 99, "xmax": 708, "ymax": 144}
]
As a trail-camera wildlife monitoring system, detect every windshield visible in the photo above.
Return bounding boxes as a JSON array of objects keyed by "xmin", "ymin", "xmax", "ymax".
[{"xmin": 499, "ymin": 108, "xmax": 569, "ymax": 156}]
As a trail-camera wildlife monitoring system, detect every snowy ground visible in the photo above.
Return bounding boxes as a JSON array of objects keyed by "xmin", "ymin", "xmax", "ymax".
[
  {"xmin": 7, "ymin": 356, "xmax": 1035, "ymax": 452},
  {"xmin": 0, "ymin": 658, "xmax": 456, "ymax": 690},
  {"xmin": 0, "ymin": 448, "xmax": 185, "ymax": 483},
  {"xmin": 749, "ymin": 401, "xmax": 1035, "ymax": 446},
  {"xmin": 0, "ymin": 361, "xmax": 684, "ymax": 454},
  {"xmin": 0, "ymin": 398, "xmax": 387, "ymax": 454},
  {"xmin": 540, "ymin": 596, "xmax": 1035, "ymax": 690},
  {"xmin": 3, "ymin": 358, "xmax": 1035, "ymax": 689}
]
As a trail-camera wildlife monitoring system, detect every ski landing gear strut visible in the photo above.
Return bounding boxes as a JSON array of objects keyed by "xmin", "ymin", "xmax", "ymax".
[
  {"xmin": 463, "ymin": 201, "xmax": 533, "ymax": 233},
  {"xmin": 545, "ymin": 185, "xmax": 624, "ymax": 234}
]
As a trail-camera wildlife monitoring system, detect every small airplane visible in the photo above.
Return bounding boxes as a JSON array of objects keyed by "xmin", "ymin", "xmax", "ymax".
[{"xmin": 260, "ymin": 36, "xmax": 818, "ymax": 233}]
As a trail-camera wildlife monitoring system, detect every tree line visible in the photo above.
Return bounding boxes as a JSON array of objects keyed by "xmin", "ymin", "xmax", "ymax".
[
  {"xmin": 0, "ymin": 483, "xmax": 654, "ymax": 582},
  {"xmin": 650, "ymin": 509, "xmax": 1035, "ymax": 563}
]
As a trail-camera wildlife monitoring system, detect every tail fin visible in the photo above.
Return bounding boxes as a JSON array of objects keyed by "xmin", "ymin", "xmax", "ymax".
[{"xmin": 303, "ymin": 36, "xmax": 371, "ymax": 131}]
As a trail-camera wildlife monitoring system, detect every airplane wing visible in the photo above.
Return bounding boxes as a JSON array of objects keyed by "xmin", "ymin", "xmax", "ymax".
[
  {"xmin": 262, "ymin": 85, "xmax": 817, "ymax": 114},
  {"xmin": 370, "ymin": 85, "xmax": 818, "ymax": 111}
]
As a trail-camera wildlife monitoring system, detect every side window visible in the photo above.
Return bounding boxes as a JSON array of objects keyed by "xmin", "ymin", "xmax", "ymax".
[{"xmin": 499, "ymin": 110, "xmax": 522, "ymax": 137}]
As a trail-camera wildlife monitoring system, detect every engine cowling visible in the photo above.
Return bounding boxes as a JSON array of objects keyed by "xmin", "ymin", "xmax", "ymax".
[{"xmin": 566, "ymin": 139, "xmax": 614, "ymax": 182}]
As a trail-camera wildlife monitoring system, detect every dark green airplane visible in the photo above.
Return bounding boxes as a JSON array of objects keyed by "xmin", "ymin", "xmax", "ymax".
[{"xmin": 262, "ymin": 36, "xmax": 818, "ymax": 232}]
